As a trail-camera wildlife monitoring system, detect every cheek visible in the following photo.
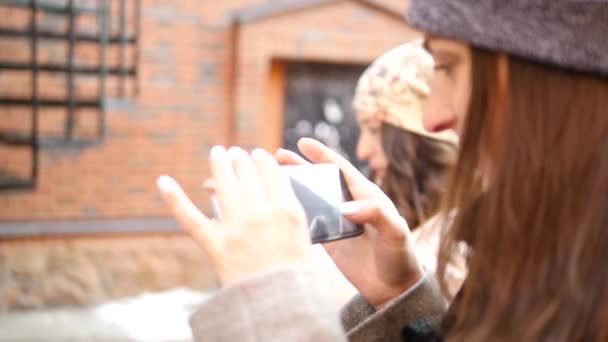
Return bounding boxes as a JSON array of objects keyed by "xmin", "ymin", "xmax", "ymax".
[
  {"xmin": 371, "ymin": 137, "xmax": 388, "ymax": 164},
  {"xmin": 423, "ymin": 77, "xmax": 456, "ymax": 128},
  {"xmin": 426, "ymin": 83, "xmax": 451, "ymax": 113},
  {"xmin": 370, "ymin": 135, "xmax": 383, "ymax": 154},
  {"xmin": 369, "ymin": 135, "xmax": 386, "ymax": 158},
  {"xmin": 378, "ymin": 152, "xmax": 389, "ymax": 169},
  {"xmin": 357, "ymin": 131, "xmax": 381, "ymax": 159},
  {"xmin": 454, "ymin": 70, "xmax": 472, "ymax": 130},
  {"xmin": 453, "ymin": 54, "xmax": 473, "ymax": 135}
]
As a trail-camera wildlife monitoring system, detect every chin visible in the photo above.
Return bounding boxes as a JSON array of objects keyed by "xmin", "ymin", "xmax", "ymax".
[{"xmin": 372, "ymin": 172, "xmax": 385, "ymax": 186}]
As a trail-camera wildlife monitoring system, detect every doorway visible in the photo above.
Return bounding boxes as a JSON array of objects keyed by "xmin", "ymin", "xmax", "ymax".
[{"xmin": 281, "ymin": 62, "xmax": 367, "ymax": 170}]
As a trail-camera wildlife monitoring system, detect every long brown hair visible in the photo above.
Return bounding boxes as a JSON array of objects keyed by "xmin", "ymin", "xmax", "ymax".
[
  {"xmin": 378, "ymin": 122, "xmax": 456, "ymax": 229},
  {"xmin": 437, "ymin": 48, "xmax": 608, "ymax": 340}
]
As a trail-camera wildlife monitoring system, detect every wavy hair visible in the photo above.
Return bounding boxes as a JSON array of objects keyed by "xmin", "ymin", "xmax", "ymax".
[{"xmin": 377, "ymin": 123, "xmax": 456, "ymax": 229}]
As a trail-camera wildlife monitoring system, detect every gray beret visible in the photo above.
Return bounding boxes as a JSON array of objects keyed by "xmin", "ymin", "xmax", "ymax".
[{"xmin": 406, "ymin": 0, "xmax": 608, "ymax": 76}]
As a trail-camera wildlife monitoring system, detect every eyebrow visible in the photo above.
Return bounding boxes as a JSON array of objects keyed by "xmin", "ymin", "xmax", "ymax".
[
  {"xmin": 422, "ymin": 33, "xmax": 437, "ymax": 52},
  {"xmin": 359, "ymin": 117, "xmax": 380, "ymax": 127},
  {"xmin": 423, "ymin": 35, "xmax": 460, "ymax": 63},
  {"xmin": 433, "ymin": 51, "xmax": 460, "ymax": 64}
]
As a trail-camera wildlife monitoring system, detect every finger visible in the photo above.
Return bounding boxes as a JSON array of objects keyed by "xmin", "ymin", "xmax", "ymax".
[
  {"xmin": 210, "ymin": 195, "xmax": 223, "ymax": 220},
  {"xmin": 274, "ymin": 148, "xmax": 311, "ymax": 166},
  {"xmin": 209, "ymin": 145, "xmax": 241, "ymax": 217},
  {"xmin": 339, "ymin": 199, "xmax": 410, "ymax": 241},
  {"xmin": 229, "ymin": 146, "xmax": 266, "ymax": 205},
  {"xmin": 297, "ymin": 138, "xmax": 370, "ymax": 187},
  {"xmin": 252, "ymin": 148, "xmax": 296, "ymax": 203},
  {"xmin": 202, "ymin": 178, "xmax": 216, "ymax": 193},
  {"xmin": 202, "ymin": 180, "xmax": 221, "ymax": 218},
  {"xmin": 157, "ymin": 175, "xmax": 219, "ymax": 253}
]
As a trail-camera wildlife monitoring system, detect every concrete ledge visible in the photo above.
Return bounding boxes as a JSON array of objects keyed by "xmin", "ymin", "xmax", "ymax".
[{"xmin": 0, "ymin": 218, "xmax": 180, "ymax": 238}]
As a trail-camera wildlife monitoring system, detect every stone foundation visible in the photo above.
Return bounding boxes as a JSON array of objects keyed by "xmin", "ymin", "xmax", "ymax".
[{"xmin": 0, "ymin": 234, "xmax": 218, "ymax": 312}]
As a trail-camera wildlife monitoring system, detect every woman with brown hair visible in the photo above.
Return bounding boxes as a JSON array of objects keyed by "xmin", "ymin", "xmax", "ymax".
[
  {"xmin": 352, "ymin": 40, "xmax": 457, "ymax": 230},
  {"xmin": 157, "ymin": 0, "xmax": 608, "ymax": 340},
  {"xmin": 312, "ymin": 40, "xmax": 462, "ymax": 308},
  {"xmin": 350, "ymin": 40, "xmax": 465, "ymax": 295}
]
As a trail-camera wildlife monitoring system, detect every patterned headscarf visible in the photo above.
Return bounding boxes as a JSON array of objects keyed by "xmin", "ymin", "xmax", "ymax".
[{"xmin": 353, "ymin": 39, "xmax": 458, "ymax": 144}]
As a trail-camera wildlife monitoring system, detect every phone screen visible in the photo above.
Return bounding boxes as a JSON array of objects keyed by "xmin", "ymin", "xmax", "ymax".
[{"xmin": 281, "ymin": 164, "xmax": 364, "ymax": 244}]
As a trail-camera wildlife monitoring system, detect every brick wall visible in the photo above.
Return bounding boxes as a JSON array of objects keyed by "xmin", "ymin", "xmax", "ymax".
[
  {"xmin": 0, "ymin": 0, "xmax": 415, "ymax": 310},
  {"xmin": 234, "ymin": 0, "xmax": 418, "ymax": 149}
]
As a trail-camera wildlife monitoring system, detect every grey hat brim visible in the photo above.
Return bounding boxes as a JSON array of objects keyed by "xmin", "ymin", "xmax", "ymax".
[{"xmin": 407, "ymin": 0, "xmax": 608, "ymax": 76}]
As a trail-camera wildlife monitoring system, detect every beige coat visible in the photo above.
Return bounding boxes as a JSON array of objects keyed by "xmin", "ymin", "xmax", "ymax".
[
  {"xmin": 189, "ymin": 268, "xmax": 446, "ymax": 341},
  {"xmin": 311, "ymin": 214, "xmax": 467, "ymax": 310},
  {"xmin": 412, "ymin": 214, "xmax": 468, "ymax": 297}
]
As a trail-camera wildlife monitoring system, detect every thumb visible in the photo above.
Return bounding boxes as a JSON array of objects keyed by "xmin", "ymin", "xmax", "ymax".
[
  {"xmin": 157, "ymin": 175, "xmax": 220, "ymax": 254},
  {"xmin": 274, "ymin": 148, "xmax": 311, "ymax": 166},
  {"xmin": 339, "ymin": 199, "xmax": 410, "ymax": 241}
]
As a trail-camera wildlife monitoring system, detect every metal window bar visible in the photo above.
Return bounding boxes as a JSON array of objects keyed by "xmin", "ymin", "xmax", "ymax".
[
  {"xmin": 0, "ymin": 62, "xmax": 135, "ymax": 75},
  {"xmin": 118, "ymin": 0, "xmax": 126, "ymax": 97},
  {"xmin": 30, "ymin": 0, "xmax": 39, "ymax": 189},
  {"xmin": 98, "ymin": 0, "xmax": 108, "ymax": 138},
  {"xmin": 66, "ymin": 0, "xmax": 76, "ymax": 139},
  {"xmin": 0, "ymin": 0, "xmax": 140, "ymax": 191},
  {"xmin": 1, "ymin": 0, "xmax": 97, "ymax": 14},
  {"xmin": 0, "ymin": 27, "xmax": 135, "ymax": 43},
  {"xmin": 133, "ymin": 0, "xmax": 139, "ymax": 96}
]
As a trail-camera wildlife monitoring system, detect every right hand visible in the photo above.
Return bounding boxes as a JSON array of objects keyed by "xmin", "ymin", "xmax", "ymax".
[
  {"xmin": 275, "ymin": 138, "xmax": 423, "ymax": 309},
  {"xmin": 158, "ymin": 147, "xmax": 313, "ymax": 287}
]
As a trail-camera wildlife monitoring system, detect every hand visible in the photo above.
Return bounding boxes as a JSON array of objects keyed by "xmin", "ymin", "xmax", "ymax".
[
  {"xmin": 157, "ymin": 146, "xmax": 312, "ymax": 286},
  {"xmin": 275, "ymin": 138, "xmax": 423, "ymax": 309}
]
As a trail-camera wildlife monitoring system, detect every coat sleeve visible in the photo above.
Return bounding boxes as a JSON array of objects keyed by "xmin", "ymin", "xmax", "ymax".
[
  {"xmin": 341, "ymin": 270, "xmax": 448, "ymax": 342},
  {"xmin": 189, "ymin": 267, "xmax": 347, "ymax": 342},
  {"xmin": 189, "ymin": 268, "xmax": 446, "ymax": 342}
]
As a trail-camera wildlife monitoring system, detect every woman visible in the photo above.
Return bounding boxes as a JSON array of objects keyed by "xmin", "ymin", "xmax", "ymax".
[
  {"xmin": 157, "ymin": 0, "xmax": 608, "ymax": 340},
  {"xmin": 352, "ymin": 39, "xmax": 457, "ymax": 230},
  {"xmin": 316, "ymin": 40, "xmax": 462, "ymax": 307},
  {"xmin": 204, "ymin": 41, "xmax": 463, "ymax": 307},
  {"xmin": 344, "ymin": 40, "xmax": 464, "ymax": 296}
]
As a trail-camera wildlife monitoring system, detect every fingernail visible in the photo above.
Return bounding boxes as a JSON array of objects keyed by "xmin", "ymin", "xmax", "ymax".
[
  {"xmin": 210, "ymin": 195, "xmax": 223, "ymax": 220},
  {"xmin": 210, "ymin": 145, "xmax": 226, "ymax": 159},
  {"xmin": 339, "ymin": 202, "xmax": 360, "ymax": 215},
  {"xmin": 228, "ymin": 146, "xmax": 244, "ymax": 159},
  {"xmin": 156, "ymin": 175, "xmax": 177, "ymax": 194},
  {"xmin": 274, "ymin": 148, "xmax": 286, "ymax": 159},
  {"xmin": 202, "ymin": 179, "xmax": 215, "ymax": 189},
  {"xmin": 251, "ymin": 148, "xmax": 267, "ymax": 159}
]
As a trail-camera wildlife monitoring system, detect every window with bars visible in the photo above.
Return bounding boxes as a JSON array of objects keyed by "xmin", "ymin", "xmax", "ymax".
[{"xmin": 0, "ymin": 0, "xmax": 140, "ymax": 190}]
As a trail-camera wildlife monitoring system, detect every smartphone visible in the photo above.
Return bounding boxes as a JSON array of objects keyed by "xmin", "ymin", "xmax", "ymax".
[
  {"xmin": 281, "ymin": 164, "xmax": 364, "ymax": 244},
  {"xmin": 209, "ymin": 164, "xmax": 364, "ymax": 244}
]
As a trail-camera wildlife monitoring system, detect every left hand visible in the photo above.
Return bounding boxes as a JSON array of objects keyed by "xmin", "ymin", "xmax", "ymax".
[
  {"xmin": 156, "ymin": 146, "xmax": 313, "ymax": 286},
  {"xmin": 275, "ymin": 138, "xmax": 423, "ymax": 309}
]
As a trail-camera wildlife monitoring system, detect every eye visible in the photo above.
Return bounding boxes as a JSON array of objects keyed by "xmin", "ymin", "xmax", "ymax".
[
  {"xmin": 368, "ymin": 126, "xmax": 381, "ymax": 135},
  {"xmin": 434, "ymin": 63, "xmax": 453, "ymax": 75},
  {"xmin": 434, "ymin": 61, "xmax": 455, "ymax": 76}
]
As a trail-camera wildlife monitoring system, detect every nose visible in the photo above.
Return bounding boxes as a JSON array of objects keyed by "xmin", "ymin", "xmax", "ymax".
[
  {"xmin": 423, "ymin": 96, "xmax": 458, "ymax": 134},
  {"xmin": 423, "ymin": 80, "xmax": 459, "ymax": 134}
]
